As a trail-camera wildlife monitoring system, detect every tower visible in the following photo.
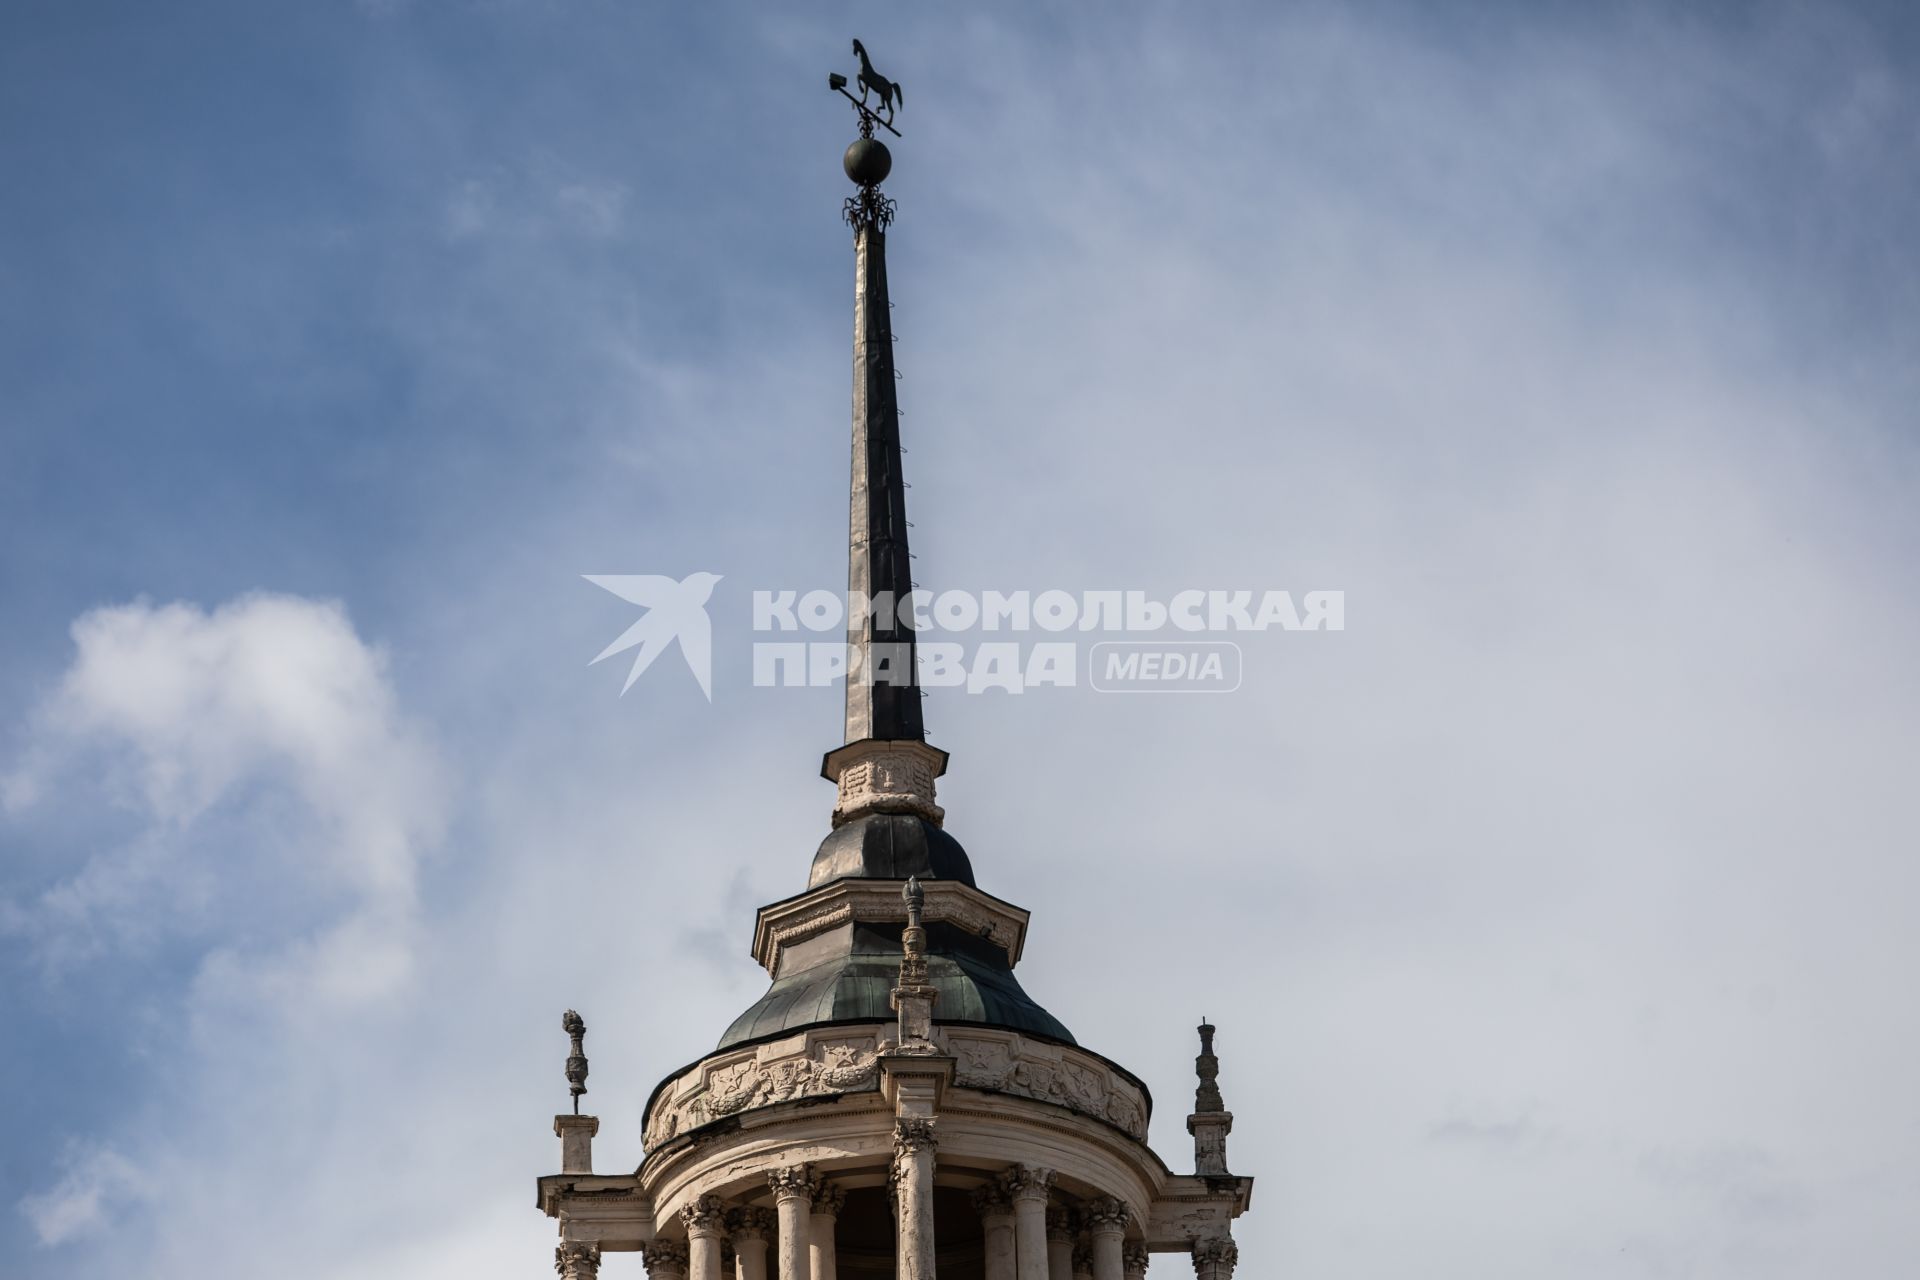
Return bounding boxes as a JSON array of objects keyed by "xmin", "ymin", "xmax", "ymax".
[{"xmin": 539, "ymin": 45, "xmax": 1254, "ymax": 1280}]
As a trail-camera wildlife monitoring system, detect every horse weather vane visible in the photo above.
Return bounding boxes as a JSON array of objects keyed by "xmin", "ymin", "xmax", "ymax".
[
  {"xmin": 830, "ymin": 40, "xmax": 902, "ymax": 230},
  {"xmin": 828, "ymin": 39, "xmax": 903, "ymax": 138}
]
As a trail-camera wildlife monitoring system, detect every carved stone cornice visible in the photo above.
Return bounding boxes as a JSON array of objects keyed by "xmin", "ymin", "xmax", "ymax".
[
  {"xmin": 1085, "ymin": 1196, "xmax": 1131, "ymax": 1234},
  {"xmin": 680, "ymin": 1194, "xmax": 727, "ymax": 1237},
  {"xmin": 751, "ymin": 877, "xmax": 1030, "ymax": 974},
  {"xmin": 640, "ymin": 1238, "xmax": 689, "ymax": 1277},
  {"xmin": 767, "ymin": 1164, "xmax": 821, "ymax": 1204},
  {"xmin": 555, "ymin": 1242, "xmax": 601, "ymax": 1280},
  {"xmin": 1002, "ymin": 1164, "xmax": 1053, "ymax": 1203}
]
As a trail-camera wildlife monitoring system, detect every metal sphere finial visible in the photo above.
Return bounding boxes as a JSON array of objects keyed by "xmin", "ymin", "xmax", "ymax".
[{"xmin": 844, "ymin": 137, "xmax": 892, "ymax": 187}]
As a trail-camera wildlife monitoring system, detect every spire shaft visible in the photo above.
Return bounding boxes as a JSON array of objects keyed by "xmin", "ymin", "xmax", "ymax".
[{"xmin": 844, "ymin": 221, "xmax": 924, "ymax": 744}]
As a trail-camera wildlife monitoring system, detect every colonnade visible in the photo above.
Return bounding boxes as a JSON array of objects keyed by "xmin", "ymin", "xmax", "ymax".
[{"xmin": 580, "ymin": 1150, "xmax": 1229, "ymax": 1280}]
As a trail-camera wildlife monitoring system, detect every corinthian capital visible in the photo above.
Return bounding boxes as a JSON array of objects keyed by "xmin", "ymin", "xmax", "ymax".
[
  {"xmin": 727, "ymin": 1205, "xmax": 775, "ymax": 1242},
  {"xmin": 767, "ymin": 1163, "xmax": 821, "ymax": 1203},
  {"xmin": 811, "ymin": 1181, "xmax": 848, "ymax": 1217},
  {"xmin": 1190, "ymin": 1235, "xmax": 1238, "ymax": 1278},
  {"xmin": 680, "ymin": 1193, "xmax": 727, "ymax": 1237},
  {"xmin": 893, "ymin": 1115, "xmax": 938, "ymax": 1155},
  {"xmin": 555, "ymin": 1241, "xmax": 601, "ymax": 1280},
  {"xmin": 640, "ymin": 1238, "xmax": 688, "ymax": 1278},
  {"xmin": 1002, "ymin": 1164, "xmax": 1054, "ymax": 1203},
  {"xmin": 1086, "ymin": 1196, "xmax": 1131, "ymax": 1234}
]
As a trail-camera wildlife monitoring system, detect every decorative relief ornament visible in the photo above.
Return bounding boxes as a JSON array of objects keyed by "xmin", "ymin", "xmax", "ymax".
[
  {"xmin": 1123, "ymin": 1242, "xmax": 1151, "ymax": 1278},
  {"xmin": 950, "ymin": 1034, "xmax": 1149, "ymax": 1140},
  {"xmin": 645, "ymin": 1038, "xmax": 880, "ymax": 1146},
  {"xmin": 1046, "ymin": 1206, "xmax": 1076, "ymax": 1241}
]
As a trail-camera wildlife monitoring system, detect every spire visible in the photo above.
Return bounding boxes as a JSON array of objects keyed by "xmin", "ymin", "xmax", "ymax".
[
  {"xmin": 1187, "ymin": 1018, "xmax": 1234, "ymax": 1175},
  {"xmin": 842, "ymin": 153, "xmax": 920, "ymax": 743},
  {"xmin": 822, "ymin": 42, "xmax": 948, "ymax": 833}
]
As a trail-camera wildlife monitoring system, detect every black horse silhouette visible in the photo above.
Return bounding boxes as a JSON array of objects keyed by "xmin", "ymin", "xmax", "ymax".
[{"xmin": 852, "ymin": 39, "xmax": 902, "ymax": 123}]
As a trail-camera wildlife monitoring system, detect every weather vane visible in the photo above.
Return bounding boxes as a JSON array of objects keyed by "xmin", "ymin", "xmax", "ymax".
[
  {"xmin": 830, "ymin": 40, "xmax": 902, "ymax": 230},
  {"xmin": 561, "ymin": 1009, "xmax": 589, "ymax": 1114},
  {"xmin": 828, "ymin": 39, "xmax": 903, "ymax": 138}
]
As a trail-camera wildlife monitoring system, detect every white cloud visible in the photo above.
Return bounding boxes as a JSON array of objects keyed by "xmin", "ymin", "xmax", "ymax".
[
  {"xmin": 17, "ymin": 1145, "xmax": 148, "ymax": 1247},
  {"xmin": 5, "ymin": 593, "xmax": 447, "ymax": 1006}
]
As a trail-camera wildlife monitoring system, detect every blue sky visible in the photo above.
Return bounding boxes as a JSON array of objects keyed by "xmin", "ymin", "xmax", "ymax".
[{"xmin": 3, "ymin": 2, "xmax": 1919, "ymax": 1277}]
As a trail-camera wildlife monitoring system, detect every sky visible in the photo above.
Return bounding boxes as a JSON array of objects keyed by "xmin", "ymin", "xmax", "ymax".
[{"xmin": 2, "ymin": 1, "xmax": 1918, "ymax": 1277}]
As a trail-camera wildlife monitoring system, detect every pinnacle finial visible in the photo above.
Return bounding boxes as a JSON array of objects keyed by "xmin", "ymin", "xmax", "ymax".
[
  {"xmin": 562, "ymin": 1009, "xmax": 589, "ymax": 1113},
  {"xmin": 900, "ymin": 876, "xmax": 928, "ymax": 983},
  {"xmin": 1187, "ymin": 1017, "xmax": 1233, "ymax": 1175},
  {"xmin": 1193, "ymin": 1018, "xmax": 1223, "ymax": 1113}
]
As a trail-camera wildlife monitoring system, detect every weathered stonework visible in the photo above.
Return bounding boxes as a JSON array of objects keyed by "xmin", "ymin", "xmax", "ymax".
[{"xmin": 823, "ymin": 738, "xmax": 946, "ymax": 826}]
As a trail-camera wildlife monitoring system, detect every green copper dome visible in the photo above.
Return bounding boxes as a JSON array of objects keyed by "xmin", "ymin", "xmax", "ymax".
[{"xmin": 718, "ymin": 916, "xmax": 1074, "ymax": 1050}]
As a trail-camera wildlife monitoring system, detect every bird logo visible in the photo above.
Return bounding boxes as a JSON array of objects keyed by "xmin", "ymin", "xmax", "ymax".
[{"xmin": 583, "ymin": 571, "xmax": 723, "ymax": 700}]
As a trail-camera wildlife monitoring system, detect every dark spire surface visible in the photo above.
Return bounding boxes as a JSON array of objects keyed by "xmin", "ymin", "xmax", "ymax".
[{"xmin": 843, "ymin": 213, "xmax": 923, "ymax": 744}]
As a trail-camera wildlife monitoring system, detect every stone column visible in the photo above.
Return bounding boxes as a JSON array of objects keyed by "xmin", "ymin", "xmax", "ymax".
[
  {"xmin": 1189, "ymin": 1238, "xmax": 1237, "ymax": 1280},
  {"xmin": 556, "ymin": 1241, "xmax": 601, "ymax": 1280},
  {"xmin": 1085, "ymin": 1199, "xmax": 1129, "ymax": 1280},
  {"xmin": 643, "ymin": 1239, "xmax": 691, "ymax": 1280},
  {"xmin": 683, "ymin": 1195, "xmax": 728, "ymax": 1280},
  {"xmin": 729, "ymin": 1207, "xmax": 774, "ymax": 1280},
  {"xmin": 769, "ymin": 1165, "xmax": 821, "ymax": 1280},
  {"xmin": 973, "ymin": 1181, "xmax": 1017, "ymax": 1280},
  {"xmin": 892, "ymin": 1117, "xmax": 939, "ymax": 1280},
  {"xmin": 809, "ymin": 1182, "xmax": 845, "ymax": 1280},
  {"xmin": 1122, "ymin": 1244, "xmax": 1149, "ymax": 1280},
  {"xmin": 1004, "ymin": 1165, "xmax": 1054, "ymax": 1280},
  {"xmin": 1044, "ymin": 1209, "xmax": 1075, "ymax": 1280}
]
